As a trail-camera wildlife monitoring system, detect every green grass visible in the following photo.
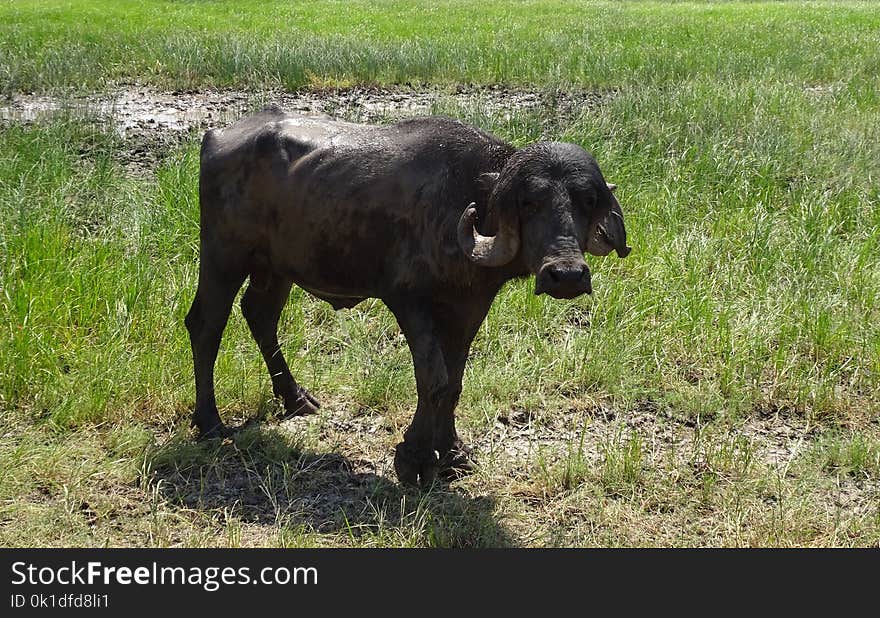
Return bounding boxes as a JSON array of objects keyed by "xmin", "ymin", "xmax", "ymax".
[
  {"xmin": 1, "ymin": 1, "xmax": 879, "ymax": 547},
  {"xmin": 2, "ymin": 1, "xmax": 880, "ymax": 92}
]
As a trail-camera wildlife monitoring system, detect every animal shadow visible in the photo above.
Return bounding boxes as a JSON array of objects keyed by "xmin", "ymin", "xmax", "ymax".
[{"xmin": 147, "ymin": 425, "xmax": 515, "ymax": 547}]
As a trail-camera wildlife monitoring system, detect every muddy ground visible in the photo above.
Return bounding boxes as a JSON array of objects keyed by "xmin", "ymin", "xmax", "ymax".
[{"xmin": 1, "ymin": 84, "xmax": 606, "ymax": 176}]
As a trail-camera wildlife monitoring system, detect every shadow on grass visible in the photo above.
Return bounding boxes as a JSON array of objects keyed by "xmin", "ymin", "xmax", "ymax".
[{"xmin": 147, "ymin": 425, "xmax": 514, "ymax": 547}]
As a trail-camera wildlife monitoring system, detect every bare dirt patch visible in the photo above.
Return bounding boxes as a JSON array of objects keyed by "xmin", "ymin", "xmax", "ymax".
[{"xmin": 477, "ymin": 400, "xmax": 813, "ymax": 474}]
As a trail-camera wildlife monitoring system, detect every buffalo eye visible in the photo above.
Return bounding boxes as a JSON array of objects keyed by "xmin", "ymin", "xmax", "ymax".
[{"xmin": 568, "ymin": 188, "xmax": 591, "ymax": 211}]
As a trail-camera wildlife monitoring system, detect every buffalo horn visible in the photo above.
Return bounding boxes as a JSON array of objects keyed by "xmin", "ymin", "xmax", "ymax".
[{"xmin": 457, "ymin": 202, "xmax": 520, "ymax": 267}]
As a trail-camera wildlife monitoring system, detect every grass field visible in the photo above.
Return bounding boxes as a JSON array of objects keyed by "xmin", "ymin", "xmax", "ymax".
[
  {"xmin": 3, "ymin": 0, "xmax": 880, "ymax": 92},
  {"xmin": 1, "ymin": 1, "xmax": 879, "ymax": 547}
]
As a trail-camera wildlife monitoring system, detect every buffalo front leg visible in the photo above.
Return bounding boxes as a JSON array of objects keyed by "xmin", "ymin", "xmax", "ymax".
[
  {"xmin": 388, "ymin": 298, "xmax": 491, "ymax": 487},
  {"xmin": 431, "ymin": 300, "xmax": 492, "ymax": 480},
  {"xmin": 388, "ymin": 301, "xmax": 450, "ymax": 488},
  {"xmin": 241, "ymin": 277, "xmax": 319, "ymax": 418},
  {"xmin": 184, "ymin": 262, "xmax": 246, "ymax": 439}
]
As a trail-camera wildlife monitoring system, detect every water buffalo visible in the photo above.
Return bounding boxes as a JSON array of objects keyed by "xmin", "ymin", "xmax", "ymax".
[{"xmin": 185, "ymin": 108, "xmax": 630, "ymax": 487}]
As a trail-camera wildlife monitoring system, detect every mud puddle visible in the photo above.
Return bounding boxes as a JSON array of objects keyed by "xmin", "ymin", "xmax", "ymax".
[{"xmin": 2, "ymin": 85, "xmax": 608, "ymax": 175}]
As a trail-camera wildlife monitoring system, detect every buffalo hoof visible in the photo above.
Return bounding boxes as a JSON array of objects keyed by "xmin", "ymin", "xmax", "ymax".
[
  {"xmin": 196, "ymin": 422, "xmax": 235, "ymax": 441},
  {"xmin": 394, "ymin": 442, "xmax": 439, "ymax": 489},
  {"xmin": 279, "ymin": 388, "xmax": 321, "ymax": 419},
  {"xmin": 438, "ymin": 443, "xmax": 477, "ymax": 482}
]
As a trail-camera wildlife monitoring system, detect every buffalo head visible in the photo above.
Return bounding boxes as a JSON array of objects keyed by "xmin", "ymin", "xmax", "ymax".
[{"xmin": 458, "ymin": 142, "xmax": 631, "ymax": 299}]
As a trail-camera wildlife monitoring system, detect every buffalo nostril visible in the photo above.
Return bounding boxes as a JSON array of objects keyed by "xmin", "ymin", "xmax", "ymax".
[
  {"xmin": 546, "ymin": 264, "xmax": 589, "ymax": 285},
  {"xmin": 539, "ymin": 262, "xmax": 592, "ymax": 298}
]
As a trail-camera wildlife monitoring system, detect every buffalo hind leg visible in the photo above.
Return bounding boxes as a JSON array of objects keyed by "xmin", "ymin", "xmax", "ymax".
[
  {"xmin": 241, "ymin": 277, "xmax": 320, "ymax": 418},
  {"xmin": 185, "ymin": 263, "xmax": 246, "ymax": 439}
]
